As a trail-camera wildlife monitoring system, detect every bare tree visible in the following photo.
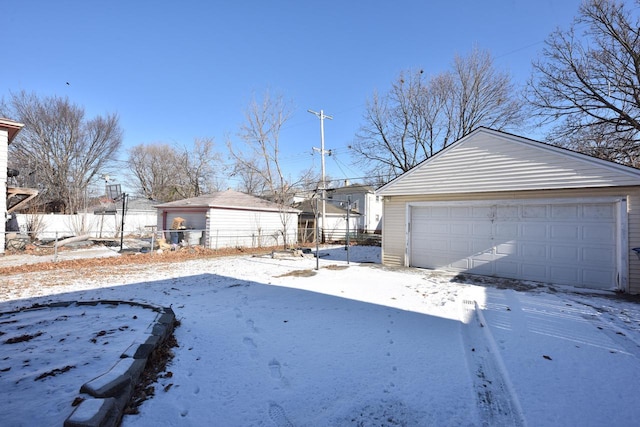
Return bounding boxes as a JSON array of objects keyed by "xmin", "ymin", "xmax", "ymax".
[
  {"xmin": 127, "ymin": 143, "xmax": 178, "ymax": 201},
  {"xmin": 126, "ymin": 138, "xmax": 222, "ymax": 201},
  {"xmin": 351, "ymin": 47, "xmax": 526, "ymax": 179},
  {"xmin": 2, "ymin": 91, "xmax": 122, "ymax": 213},
  {"xmin": 176, "ymin": 137, "xmax": 222, "ymax": 199},
  {"xmin": 230, "ymin": 91, "xmax": 292, "ymax": 202},
  {"xmin": 528, "ymin": 0, "xmax": 640, "ymax": 166},
  {"xmin": 228, "ymin": 91, "xmax": 304, "ymax": 247},
  {"xmin": 231, "ymin": 155, "xmax": 268, "ymax": 196},
  {"xmin": 449, "ymin": 49, "xmax": 526, "ymax": 137}
]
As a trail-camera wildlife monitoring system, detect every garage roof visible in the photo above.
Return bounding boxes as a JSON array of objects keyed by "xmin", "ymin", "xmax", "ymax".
[
  {"xmin": 378, "ymin": 127, "xmax": 640, "ymax": 196},
  {"xmin": 154, "ymin": 189, "xmax": 300, "ymax": 213}
]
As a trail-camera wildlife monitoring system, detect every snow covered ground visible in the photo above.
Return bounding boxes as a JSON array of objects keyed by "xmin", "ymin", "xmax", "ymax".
[{"xmin": 2, "ymin": 246, "xmax": 640, "ymax": 426}]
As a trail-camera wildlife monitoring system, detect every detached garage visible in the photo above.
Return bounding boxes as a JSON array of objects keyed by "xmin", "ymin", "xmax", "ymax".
[
  {"xmin": 377, "ymin": 128, "xmax": 640, "ymax": 294},
  {"xmin": 155, "ymin": 190, "xmax": 299, "ymax": 249}
]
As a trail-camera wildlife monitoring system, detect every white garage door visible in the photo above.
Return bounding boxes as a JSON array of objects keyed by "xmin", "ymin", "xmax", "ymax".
[{"xmin": 409, "ymin": 199, "xmax": 620, "ymax": 289}]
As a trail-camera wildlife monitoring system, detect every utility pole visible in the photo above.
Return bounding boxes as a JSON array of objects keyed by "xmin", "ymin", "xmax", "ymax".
[{"xmin": 308, "ymin": 109, "xmax": 332, "ymax": 243}]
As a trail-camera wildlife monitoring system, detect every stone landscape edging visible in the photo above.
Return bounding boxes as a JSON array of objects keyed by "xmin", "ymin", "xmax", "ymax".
[{"xmin": 0, "ymin": 300, "xmax": 176, "ymax": 427}]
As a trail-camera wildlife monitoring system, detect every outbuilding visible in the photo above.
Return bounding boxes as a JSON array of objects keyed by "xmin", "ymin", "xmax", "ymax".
[
  {"xmin": 155, "ymin": 190, "xmax": 300, "ymax": 249},
  {"xmin": 377, "ymin": 127, "xmax": 640, "ymax": 294},
  {"xmin": 294, "ymin": 198, "xmax": 361, "ymax": 243}
]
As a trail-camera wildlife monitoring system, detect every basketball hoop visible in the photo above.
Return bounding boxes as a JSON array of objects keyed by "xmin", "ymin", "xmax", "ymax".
[
  {"xmin": 95, "ymin": 196, "xmax": 117, "ymax": 216},
  {"xmin": 98, "ymin": 196, "xmax": 114, "ymax": 207},
  {"xmin": 107, "ymin": 184, "xmax": 123, "ymax": 201}
]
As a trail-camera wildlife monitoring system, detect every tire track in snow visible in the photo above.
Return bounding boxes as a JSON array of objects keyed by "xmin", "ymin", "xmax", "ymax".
[
  {"xmin": 461, "ymin": 299, "xmax": 526, "ymax": 427},
  {"xmin": 566, "ymin": 298, "xmax": 640, "ymax": 360}
]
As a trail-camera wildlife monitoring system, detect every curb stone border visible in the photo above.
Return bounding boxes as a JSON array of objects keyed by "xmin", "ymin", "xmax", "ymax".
[{"xmin": 1, "ymin": 300, "xmax": 175, "ymax": 427}]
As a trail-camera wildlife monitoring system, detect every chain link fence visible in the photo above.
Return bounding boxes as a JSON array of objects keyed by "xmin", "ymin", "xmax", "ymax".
[{"xmin": 3, "ymin": 210, "xmax": 381, "ymax": 255}]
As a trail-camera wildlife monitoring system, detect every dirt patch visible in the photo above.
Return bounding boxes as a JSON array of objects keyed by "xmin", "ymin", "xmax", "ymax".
[
  {"xmin": 324, "ymin": 264, "xmax": 349, "ymax": 271},
  {"xmin": 275, "ymin": 264, "xmax": 349, "ymax": 277},
  {"xmin": 4, "ymin": 331, "xmax": 43, "ymax": 344},
  {"xmin": 125, "ymin": 323, "xmax": 180, "ymax": 415},
  {"xmin": 0, "ymin": 245, "xmax": 282, "ymax": 276},
  {"xmin": 34, "ymin": 365, "xmax": 75, "ymax": 381},
  {"xmin": 452, "ymin": 273, "xmax": 548, "ymax": 292},
  {"xmin": 276, "ymin": 269, "xmax": 317, "ymax": 278}
]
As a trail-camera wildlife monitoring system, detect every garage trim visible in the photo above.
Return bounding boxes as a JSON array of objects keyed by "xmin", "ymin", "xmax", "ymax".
[{"xmin": 405, "ymin": 196, "xmax": 628, "ymax": 291}]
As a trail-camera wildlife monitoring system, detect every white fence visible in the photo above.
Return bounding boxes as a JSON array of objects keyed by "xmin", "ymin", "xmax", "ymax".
[{"xmin": 13, "ymin": 212, "xmax": 158, "ymax": 240}]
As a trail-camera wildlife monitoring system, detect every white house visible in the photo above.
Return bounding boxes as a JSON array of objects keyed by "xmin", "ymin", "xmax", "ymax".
[
  {"xmin": 326, "ymin": 183, "xmax": 382, "ymax": 234},
  {"xmin": 155, "ymin": 190, "xmax": 300, "ymax": 249},
  {"xmin": 377, "ymin": 127, "xmax": 640, "ymax": 294}
]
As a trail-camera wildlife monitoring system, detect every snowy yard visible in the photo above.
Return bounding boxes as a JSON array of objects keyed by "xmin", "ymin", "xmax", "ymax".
[{"xmin": 2, "ymin": 246, "xmax": 640, "ymax": 426}]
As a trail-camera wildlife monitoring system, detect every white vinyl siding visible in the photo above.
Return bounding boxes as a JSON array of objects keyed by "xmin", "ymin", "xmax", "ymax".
[
  {"xmin": 378, "ymin": 129, "xmax": 640, "ymax": 196},
  {"xmin": 206, "ymin": 208, "xmax": 297, "ymax": 249},
  {"xmin": 381, "ymin": 198, "xmax": 407, "ymax": 266}
]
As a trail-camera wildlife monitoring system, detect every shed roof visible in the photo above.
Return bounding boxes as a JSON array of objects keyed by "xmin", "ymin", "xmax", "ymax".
[
  {"xmin": 378, "ymin": 127, "xmax": 640, "ymax": 196},
  {"xmin": 155, "ymin": 190, "xmax": 299, "ymax": 213}
]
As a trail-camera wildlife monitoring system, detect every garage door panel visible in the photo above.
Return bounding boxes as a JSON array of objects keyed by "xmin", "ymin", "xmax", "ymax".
[
  {"xmin": 472, "ymin": 222, "xmax": 492, "ymax": 236},
  {"xmin": 426, "ymin": 221, "xmax": 449, "ymax": 234},
  {"xmin": 431, "ymin": 207, "xmax": 449, "ymax": 218},
  {"xmin": 450, "ymin": 240, "xmax": 472, "ymax": 253},
  {"xmin": 469, "ymin": 259, "xmax": 493, "ymax": 275},
  {"xmin": 451, "ymin": 207, "xmax": 472, "ymax": 218},
  {"xmin": 551, "ymin": 205, "xmax": 578, "ymax": 219},
  {"xmin": 582, "ymin": 247, "xmax": 614, "ymax": 264},
  {"xmin": 523, "ymin": 205, "xmax": 547, "ymax": 218},
  {"xmin": 495, "ymin": 260, "xmax": 519, "ymax": 276},
  {"xmin": 496, "ymin": 205, "xmax": 519, "ymax": 218},
  {"xmin": 583, "ymin": 204, "xmax": 614, "ymax": 219},
  {"xmin": 450, "ymin": 258, "xmax": 471, "ymax": 269},
  {"xmin": 522, "ymin": 243, "xmax": 547, "ymax": 259},
  {"xmin": 583, "ymin": 269, "xmax": 614, "ymax": 286},
  {"xmin": 550, "ymin": 224, "xmax": 579, "ymax": 240},
  {"xmin": 471, "ymin": 240, "xmax": 493, "ymax": 254},
  {"xmin": 410, "ymin": 200, "xmax": 618, "ymax": 289},
  {"xmin": 423, "ymin": 237, "xmax": 446, "ymax": 251},
  {"xmin": 550, "ymin": 245, "xmax": 579, "ymax": 262},
  {"xmin": 450, "ymin": 223, "xmax": 471, "ymax": 235},
  {"xmin": 469, "ymin": 206, "xmax": 491, "ymax": 218},
  {"xmin": 495, "ymin": 242, "xmax": 517, "ymax": 256},
  {"xmin": 522, "ymin": 224, "xmax": 547, "ymax": 238},
  {"xmin": 521, "ymin": 263, "xmax": 548, "ymax": 281},
  {"xmin": 495, "ymin": 223, "xmax": 518, "ymax": 238},
  {"xmin": 583, "ymin": 224, "xmax": 614, "ymax": 241},
  {"xmin": 550, "ymin": 266, "xmax": 579, "ymax": 283},
  {"xmin": 412, "ymin": 220, "xmax": 430, "ymax": 233}
]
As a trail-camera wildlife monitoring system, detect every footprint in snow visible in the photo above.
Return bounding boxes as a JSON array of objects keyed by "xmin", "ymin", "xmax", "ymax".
[
  {"xmin": 268, "ymin": 402, "xmax": 293, "ymax": 427},
  {"xmin": 246, "ymin": 319, "xmax": 258, "ymax": 332},
  {"xmin": 243, "ymin": 337, "xmax": 258, "ymax": 358},
  {"xmin": 269, "ymin": 359, "xmax": 282, "ymax": 379}
]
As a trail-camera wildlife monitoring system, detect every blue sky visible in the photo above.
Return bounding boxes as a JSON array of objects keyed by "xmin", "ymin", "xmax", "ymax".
[{"xmin": 2, "ymin": 0, "xmax": 583, "ymax": 188}]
